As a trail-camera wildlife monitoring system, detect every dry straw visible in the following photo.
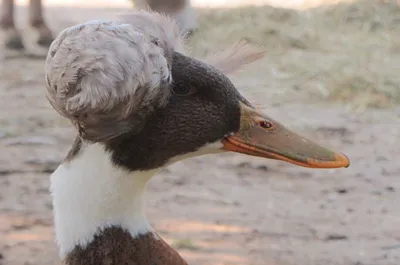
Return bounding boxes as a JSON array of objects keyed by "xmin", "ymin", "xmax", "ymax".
[{"xmin": 189, "ymin": 0, "xmax": 400, "ymax": 109}]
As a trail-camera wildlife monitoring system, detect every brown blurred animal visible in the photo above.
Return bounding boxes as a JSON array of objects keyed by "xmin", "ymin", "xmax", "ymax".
[
  {"xmin": 132, "ymin": 0, "xmax": 196, "ymax": 35},
  {"xmin": 0, "ymin": 0, "xmax": 53, "ymax": 51}
]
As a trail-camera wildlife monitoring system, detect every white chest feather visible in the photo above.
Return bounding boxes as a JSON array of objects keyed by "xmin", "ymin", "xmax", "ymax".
[
  {"xmin": 50, "ymin": 143, "xmax": 157, "ymax": 258},
  {"xmin": 50, "ymin": 140, "xmax": 223, "ymax": 258}
]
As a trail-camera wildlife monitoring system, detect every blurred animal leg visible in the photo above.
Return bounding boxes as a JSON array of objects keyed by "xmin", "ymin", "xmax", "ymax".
[
  {"xmin": 171, "ymin": 0, "xmax": 197, "ymax": 36},
  {"xmin": 29, "ymin": 0, "xmax": 53, "ymax": 47},
  {"xmin": 0, "ymin": 0, "xmax": 24, "ymax": 50}
]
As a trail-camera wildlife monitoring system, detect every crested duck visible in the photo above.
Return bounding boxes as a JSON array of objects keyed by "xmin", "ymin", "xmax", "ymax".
[{"xmin": 44, "ymin": 11, "xmax": 350, "ymax": 265}]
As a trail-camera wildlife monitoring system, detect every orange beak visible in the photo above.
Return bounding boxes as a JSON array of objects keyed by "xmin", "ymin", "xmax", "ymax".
[{"xmin": 221, "ymin": 103, "xmax": 350, "ymax": 169}]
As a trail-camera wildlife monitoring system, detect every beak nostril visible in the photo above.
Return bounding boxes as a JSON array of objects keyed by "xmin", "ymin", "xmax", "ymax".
[{"xmin": 259, "ymin": 120, "xmax": 273, "ymax": 129}]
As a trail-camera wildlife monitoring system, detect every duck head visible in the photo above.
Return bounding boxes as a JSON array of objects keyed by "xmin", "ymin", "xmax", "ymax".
[
  {"xmin": 45, "ymin": 15, "xmax": 350, "ymax": 173},
  {"xmin": 105, "ymin": 52, "xmax": 349, "ymax": 171}
]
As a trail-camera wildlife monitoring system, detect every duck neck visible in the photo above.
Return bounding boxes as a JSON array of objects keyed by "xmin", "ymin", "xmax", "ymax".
[{"xmin": 50, "ymin": 141, "xmax": 187, "ymax": 264}]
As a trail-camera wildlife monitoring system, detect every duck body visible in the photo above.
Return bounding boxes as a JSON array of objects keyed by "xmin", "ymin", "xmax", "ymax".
[{"xmin": 46, "ymin": 11, "xmax": 349, "ymax": 265}]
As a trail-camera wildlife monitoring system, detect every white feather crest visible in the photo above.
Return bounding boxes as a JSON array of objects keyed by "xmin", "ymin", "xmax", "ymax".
[{"xmin": 45, "ymin": 14, "xmax": 182, "ymax": 141}]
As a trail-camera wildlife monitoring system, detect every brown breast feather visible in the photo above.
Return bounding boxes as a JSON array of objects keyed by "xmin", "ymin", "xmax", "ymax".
[{"xmin": 65, "ymin": 227, "xmax": 188, "ymax": 265}]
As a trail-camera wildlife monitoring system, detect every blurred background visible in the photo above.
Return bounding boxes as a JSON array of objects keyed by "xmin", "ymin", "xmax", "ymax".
[{"xmin": 0, "ymin": 0, "xmax": 399, "ymax": 264}]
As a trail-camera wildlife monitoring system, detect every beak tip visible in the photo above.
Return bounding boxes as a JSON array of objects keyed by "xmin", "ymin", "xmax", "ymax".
[
  {"xmin": 304, "ymin": 151, "xmax": 350, "ymax": 169},
  {"xmin": 335, "ymin": 152, "xmax": 350, "ymax": 168}
]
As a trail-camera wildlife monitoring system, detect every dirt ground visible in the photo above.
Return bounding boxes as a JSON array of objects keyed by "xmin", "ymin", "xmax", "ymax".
[{"xmin": 0, "ymin": 1, "xmax": 399, "ymax": 265}]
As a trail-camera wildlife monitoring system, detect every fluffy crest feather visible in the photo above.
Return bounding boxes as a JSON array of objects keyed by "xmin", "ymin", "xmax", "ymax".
[
  {"xmin": 45, "ymin": 14, "xmax": 181, "ymax": 142},
  {"xmin": 204, "ymin": 40, "xmax": 266, "ymax": 75},
  {"xmin": 119, "ymin": 11, "xmax": 186, "ymax": 55}
]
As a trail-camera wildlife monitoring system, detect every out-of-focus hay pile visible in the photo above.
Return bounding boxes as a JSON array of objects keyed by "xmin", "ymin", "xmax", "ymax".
[{"xmin": 189, "ymin": 0, "xmax": 400, "ymax": 109}]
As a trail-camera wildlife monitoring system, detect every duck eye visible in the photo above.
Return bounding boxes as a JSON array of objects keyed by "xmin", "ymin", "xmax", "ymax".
[
  {"xmin": 172, "ymin": 83, "xmax": 196, "ymax": 96},
  {"xmin": 259, "ymin": 120, "xmax": 273, "ymax": 129}
]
